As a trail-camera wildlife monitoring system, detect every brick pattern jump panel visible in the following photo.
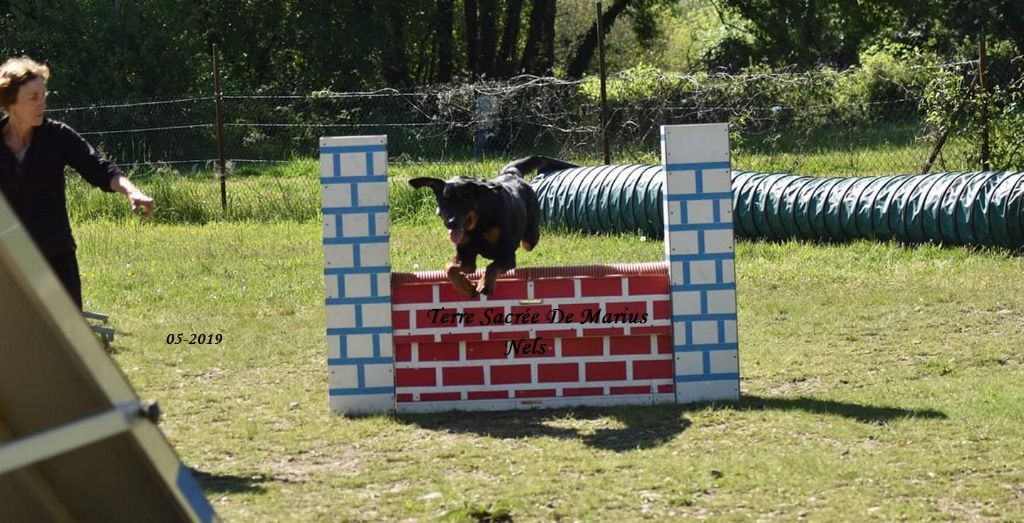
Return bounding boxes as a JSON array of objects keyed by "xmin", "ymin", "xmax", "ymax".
[
  {"xmin": 661, "ymin": 124, "xmax": 741, "ymax": 402},
  {"xmin": 321, "ymin": 135, "xmax": 395, "ymax": 415},
  {"xmin": 390, "ymin": 264, "xmax": 676, "ymax": 412},
  {"xmin": 322, "ymin": 124, "xmax": 740, "ymax": 415}
]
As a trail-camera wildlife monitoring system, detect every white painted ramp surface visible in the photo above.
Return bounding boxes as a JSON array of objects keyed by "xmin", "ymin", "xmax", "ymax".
[{"xmin": 0, "ymin": 197, "xmax": 216, "ymax": 522}]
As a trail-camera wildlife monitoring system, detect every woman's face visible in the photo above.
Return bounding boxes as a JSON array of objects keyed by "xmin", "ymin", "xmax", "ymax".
[{"xmin": 7, "ymin": 78, "xmax": 47, "ymax": 127}]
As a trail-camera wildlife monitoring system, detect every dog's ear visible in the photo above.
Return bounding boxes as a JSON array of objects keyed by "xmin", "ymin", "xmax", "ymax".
[{"xmin": 408, "ymin": 177, "xmax": 445, "ymax": 195}]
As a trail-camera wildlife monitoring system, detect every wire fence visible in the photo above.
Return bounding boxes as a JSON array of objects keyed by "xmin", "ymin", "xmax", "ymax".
[{"xmin": 48, "ymin": 58, "xmax": 1021, "ymax": 179}]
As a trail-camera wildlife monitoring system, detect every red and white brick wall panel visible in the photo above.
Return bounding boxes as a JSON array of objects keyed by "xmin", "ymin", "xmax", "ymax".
[{"xmin": 391, "ymin": 263, "xmax": 676, "ymax": 412}]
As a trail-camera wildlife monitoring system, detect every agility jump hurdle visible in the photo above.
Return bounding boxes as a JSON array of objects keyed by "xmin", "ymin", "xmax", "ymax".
[{"xmin": 321, "ymin": 124, "xmax": 740, "ymax": 415}]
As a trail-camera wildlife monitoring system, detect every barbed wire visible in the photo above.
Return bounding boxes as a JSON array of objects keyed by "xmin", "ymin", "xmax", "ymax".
[
  {"xmin": 44, "ymin": 59, "xmax": 1019, "ymax": 178},
  {"xmin": 53, "ymin": 96, "xmax": 214, "ymax": 112},
  {"xmin": 78, "ymin": 123, "xmax": 215, "ymax": 136}
]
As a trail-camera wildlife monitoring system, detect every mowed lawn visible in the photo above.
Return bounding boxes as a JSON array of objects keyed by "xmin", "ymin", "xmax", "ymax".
[{"xmin": 73, "ymin": 214, "xmax": 1024, "ymax": 521}]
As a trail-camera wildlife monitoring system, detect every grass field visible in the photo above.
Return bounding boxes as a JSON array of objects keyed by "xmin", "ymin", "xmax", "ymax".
[{"xmin": 69, "ymin": 163, "xmax": 1024, "ymax": 521}]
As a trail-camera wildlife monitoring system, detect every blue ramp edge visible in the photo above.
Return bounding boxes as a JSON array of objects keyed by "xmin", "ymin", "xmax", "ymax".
[{"xmin": 176, "ymin": 463, "xmax": 216, "ymax": 523}]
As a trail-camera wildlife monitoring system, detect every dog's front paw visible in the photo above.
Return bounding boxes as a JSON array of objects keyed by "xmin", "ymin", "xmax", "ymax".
[{"xmin": 475, "ymin": 278, "xmax": 494, "ymax": 296}]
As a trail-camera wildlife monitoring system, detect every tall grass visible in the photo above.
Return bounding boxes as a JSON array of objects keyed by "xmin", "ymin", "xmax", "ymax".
[
  {"xmin": 66, "ymin": 131, "xmax": 986, "ymax": 226},
  {"xmin": 67, "ymin": 159, "xmax": 514, "ymax": 224},
  {"xmin": 66, "ymin": 161, "xmax": 323, "ymax": 224}
]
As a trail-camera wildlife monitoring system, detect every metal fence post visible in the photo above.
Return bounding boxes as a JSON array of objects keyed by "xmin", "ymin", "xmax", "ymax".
[
  {"xmin": 979, "ymin": 30, "xmax": 990, "ymax": 171},
  {"xmin": 213, "ymin": 43, "xmax": 228, "ymax": 211},
  {"xmin": 597, "ymin": 1, "xmax": 610, "ymax": 165}
]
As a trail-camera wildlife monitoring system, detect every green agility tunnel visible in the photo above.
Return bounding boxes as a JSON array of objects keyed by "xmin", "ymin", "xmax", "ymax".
[{"xmin": 530, "ymin": 166, "xmax": 1024, "ymax": 248}]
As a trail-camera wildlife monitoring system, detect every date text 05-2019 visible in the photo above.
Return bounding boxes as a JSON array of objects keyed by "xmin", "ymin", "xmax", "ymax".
[{"xmin": 166, "ymin": 333, "xmax": 223, "ymax": 345}]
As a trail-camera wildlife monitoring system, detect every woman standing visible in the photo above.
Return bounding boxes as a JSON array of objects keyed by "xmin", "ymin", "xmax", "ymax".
[{"xmin": 0, "ymin": 57, "xmax": 156, "ymax": 308}]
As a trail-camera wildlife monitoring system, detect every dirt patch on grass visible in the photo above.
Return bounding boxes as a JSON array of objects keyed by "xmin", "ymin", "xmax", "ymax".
[
  {"xmin": 265, "ymin": 454, "xmax": 365, "ymax": 482},
  {"xmin": 765, "ymin": 377, "xmax": 823, "ymax": 395},
  {"xmin": 935, "ymin": 497, "xmax": 1000, "ymax": 521}
]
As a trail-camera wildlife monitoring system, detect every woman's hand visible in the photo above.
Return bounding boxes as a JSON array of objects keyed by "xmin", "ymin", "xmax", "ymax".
[
  {"xmin": 110, "ymin": 174, "xmax": 156, "ymax": 219},
  {"xmin": 128, "ymin": 190, "xmax": 156, "ymax": 218}
]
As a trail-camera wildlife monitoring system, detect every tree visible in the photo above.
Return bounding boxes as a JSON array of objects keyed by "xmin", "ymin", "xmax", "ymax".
[
  {"xmin": 709, "ymin": 0, "xmax": 923, "ymax": 69},
  {"xmin": 381, "ymin": 3, "xmax": 412, "ymax": 86},
  {"xmin": 464, "ymin": 0, "xmax": 480, "ymax": 75},
  {"xmin": 565, "ymin": 0, "xmax": 633, "ymax": 78},
  {"xmin": 478, "ymin": 0, "xmax": 499, "ymax": 75},
  {"xmin": 942, "ymin": 0, "xmax": 1024, "ymax": 55},
  {"xmin": 521, "ymin": 0, "xmax": 557, "ymax": 75},
  {"xmin": 496, "ymin": 0, "xmax": 524, "ymax": 76},
  {"xmin": 435, "ymin": 0, "xmax": 455, "ymax": 82}
]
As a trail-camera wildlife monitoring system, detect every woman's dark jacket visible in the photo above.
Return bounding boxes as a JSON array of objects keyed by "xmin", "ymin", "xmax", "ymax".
[{"xmin": 0, "ymin": 117, "xmax": 119, "ymax": 256}]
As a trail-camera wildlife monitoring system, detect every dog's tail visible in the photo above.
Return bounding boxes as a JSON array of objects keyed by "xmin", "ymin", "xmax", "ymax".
[{"xmin": 501, "ymin": 156, "xmax": 578, "ymax": 178}]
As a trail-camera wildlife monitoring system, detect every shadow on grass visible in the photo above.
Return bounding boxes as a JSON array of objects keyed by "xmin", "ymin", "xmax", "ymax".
[
  {"xmin": 733, "ymin": 394, "xmax": 947, "ymax": 423},
  {"xmin": 396, "ymin": 404, "xmax": 689, "ymax": 452},
  {"xmin": 395, "ymin": 394, "xmax": 946, "ymax": 452},
  {"xmin": 189, "ymin": 467, "xmax": 269, "ymax": 495}
]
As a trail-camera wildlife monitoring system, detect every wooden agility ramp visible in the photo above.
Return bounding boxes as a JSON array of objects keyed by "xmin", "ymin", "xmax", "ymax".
[{"xmin": 0, "ymin": 197, "xmax": 216, "ymax": 522}]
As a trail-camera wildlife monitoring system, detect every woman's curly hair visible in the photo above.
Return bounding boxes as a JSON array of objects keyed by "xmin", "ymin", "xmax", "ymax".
[{"xmin": 0, "ymin": 57, "xmax": 50, "ymax": 108}]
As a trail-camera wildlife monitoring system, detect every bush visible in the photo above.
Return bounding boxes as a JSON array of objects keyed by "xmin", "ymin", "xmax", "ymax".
[
  {"xmin": 832, "ymin": 42, "xmax": 942, "ymax": 123},
  {"xmin": 922, "ymin": 40, "xmax": 1024, "ymax": 170},
  {"xmin": 579, "ymin": 63, "xmax": 685, "ymax": 102}
]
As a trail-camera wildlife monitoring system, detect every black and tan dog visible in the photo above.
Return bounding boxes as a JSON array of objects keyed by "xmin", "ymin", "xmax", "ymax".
[{"xmin": 409, "ymin": 156, "xmax": 577, "ymax": 297}]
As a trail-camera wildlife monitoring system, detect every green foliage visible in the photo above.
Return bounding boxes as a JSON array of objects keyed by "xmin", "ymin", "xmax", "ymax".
[
  {"xmin": 4, "ymin": 1, "xmax": 1021, "ymax": 174},
  {"xmin": 1, "ymin": 0, "xmax": 1021, "ymax": 103},
  {"xmin": 0, "ymin": 0, "xmax": 206, "ymax": 102},
  {"xmin": 922, "ymin": 39, "xmax": 1024, "ymax": 169},
  {"xmin": 985, "ymin": 80, "xmax": 1024, "ymax": 168},
  {"xmin": 655, "ymin": 1, "xmax": 727, "ymax": 72},
  {"xmin": 699, "ymin": 11, "xmax": 762, "ymax": 72},
  {"xmin": 574, "ymin": 59, "xmax": 909, "ymax": 155},
  {"xmin": 940, "ymin": 0, "xmax": 1024, "ymax": 57},
  {"xmin": 832, "ymin": 42, "xmax": 942, "ymax": 123},
  {"xmin": 579, "ymin": 63, "xmax": 682, "ymax": 102},
  {"xmin": 922, "ymin": 66, "xmax": 968, "ymax": 133},
  {"xmin": 707, "ymin": 0, "xmax": 932, "ymax": 70}
]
